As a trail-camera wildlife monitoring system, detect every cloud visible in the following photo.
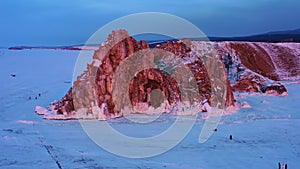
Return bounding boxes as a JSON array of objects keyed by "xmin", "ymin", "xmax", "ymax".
[{"xmin": 0, "ymin": 0, "xmax": 299, "ymax": 46}]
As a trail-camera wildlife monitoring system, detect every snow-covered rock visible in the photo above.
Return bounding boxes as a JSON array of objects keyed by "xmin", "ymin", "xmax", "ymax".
[
  {"xmin": 35, "ymin": 106, "xmax": 48, "ymax": 115},
  {"xmin": 40, "ymin": 30, "xmax": 234, "ymax": 120},
  {"xmin": 37, "ymin": 30, "xmax": 300, "ymax": 120}
]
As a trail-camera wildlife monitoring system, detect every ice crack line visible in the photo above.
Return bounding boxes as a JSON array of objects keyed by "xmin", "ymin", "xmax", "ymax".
[
  {"xmin": 39, "ymin": 137, "xmax": 64, "ymax": 169},
  {"xmin": 33, "ymin": 124, "xmax": 64, "ymax": 169}
]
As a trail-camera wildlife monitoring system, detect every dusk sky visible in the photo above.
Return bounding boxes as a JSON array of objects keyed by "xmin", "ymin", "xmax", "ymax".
[{"xmin": 1, "ymin": 0, "xmax": 300, "ymax": 47}]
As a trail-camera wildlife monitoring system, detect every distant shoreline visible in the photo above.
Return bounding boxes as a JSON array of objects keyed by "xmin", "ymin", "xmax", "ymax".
[{"xmin": 7, "ymin": 39, "xmax": 300, "ymax": 51}]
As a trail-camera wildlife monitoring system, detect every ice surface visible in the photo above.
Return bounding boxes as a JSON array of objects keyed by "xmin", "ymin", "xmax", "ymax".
[{"xmin": 0, "ymin": 48, "xmax": 300, "ymax": 168}]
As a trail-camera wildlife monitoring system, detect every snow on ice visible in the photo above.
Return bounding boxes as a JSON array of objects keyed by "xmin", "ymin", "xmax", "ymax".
[{"xmin": 0, "ymin": 42, "xmax": 300, "ymax": 169}]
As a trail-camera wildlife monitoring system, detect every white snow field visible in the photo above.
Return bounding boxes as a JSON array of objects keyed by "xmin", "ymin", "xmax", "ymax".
[{"xmin": 0, "ymin": 49, "xmax": 299, "ymax": 169}]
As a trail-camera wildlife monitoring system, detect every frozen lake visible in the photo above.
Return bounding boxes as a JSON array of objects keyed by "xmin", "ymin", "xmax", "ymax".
[{"xmin": 0, "ymin": 49, "xmax": 299, "ymax": 169}]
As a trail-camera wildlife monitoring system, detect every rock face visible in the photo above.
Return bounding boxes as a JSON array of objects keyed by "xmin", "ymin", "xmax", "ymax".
[
  {"xmin": 157, "ymin": 41, "xmax": 234, "ymax": 107},
  {"xmin": 216, "ymin": 42, "xmax": 300, "ymax": 81},
  {"xmin": 93, "ymin": 31, "xmax": 150, "ymax": 117},
  {"xmin": 214, "ymin": 42, "xmax": 300, "ymax": 95},
  {"xmin": 128, "ymin": 68, "xmax": 181, "ymax": 108},
  {"xmin": 40, "ymin": 30, "xmax": 234, "ymax": 120}
]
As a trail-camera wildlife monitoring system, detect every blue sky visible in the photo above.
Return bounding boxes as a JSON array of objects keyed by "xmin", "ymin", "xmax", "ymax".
[{"xmin": 0, "ymin": 0, "xmax": 300, "ymax": 47}]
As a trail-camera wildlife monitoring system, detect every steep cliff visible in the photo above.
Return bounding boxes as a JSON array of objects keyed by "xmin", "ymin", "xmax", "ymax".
[{"xmin": 38, "ymin": 30, "xmax": 234, "ymax": 120}]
